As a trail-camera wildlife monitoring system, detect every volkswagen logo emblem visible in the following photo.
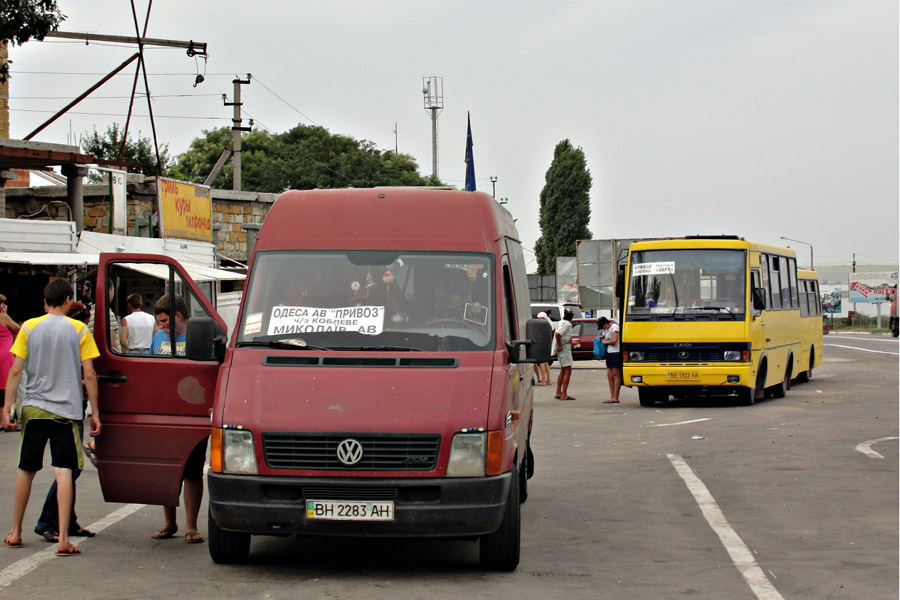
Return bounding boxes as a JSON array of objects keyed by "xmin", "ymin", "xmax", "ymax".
[
  {"xmin": 678, "ymin": 351, "xmax": 690, "ymax": 360},
  {"xmin": 336, "ymin": 439, "xmax": 364, "ymax": 466}
]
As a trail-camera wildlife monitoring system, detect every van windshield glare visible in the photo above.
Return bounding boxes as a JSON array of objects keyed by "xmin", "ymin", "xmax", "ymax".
[
  {"xmin": 626, "ymin": 249, "xmax": 747, "ymax": 322},
  {"xmin": 236, "ymin": 251, "xmax": 495, "ymax": 351}
]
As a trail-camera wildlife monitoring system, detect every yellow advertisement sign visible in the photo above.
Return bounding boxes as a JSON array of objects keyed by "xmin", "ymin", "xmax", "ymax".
[{"xmin": 158, "ymin": 177, "xmax": 212, "ymax": 242}]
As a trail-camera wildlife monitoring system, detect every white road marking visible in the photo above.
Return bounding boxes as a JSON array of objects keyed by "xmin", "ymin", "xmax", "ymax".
[
  {"xmin": 0, "ymin": 503, "xmax": 144, "ymax": 588},
  {"xmin": 854, "ymin": 437, "xmax": 899, "ymax": 459},
  {"xmin": 823, "ymin": 343, "xmax": 899, "ymax": 356},
  {"xmin": 668, "ymin": 454, "xmax": 785, "ymax": 600},
  {"xmin": 830, "ymin": 336, "xmax": 898, "ymax": 344},
  {"xmin": 651, "ymin": 418, "xmax": 712, "ymax": 427}
]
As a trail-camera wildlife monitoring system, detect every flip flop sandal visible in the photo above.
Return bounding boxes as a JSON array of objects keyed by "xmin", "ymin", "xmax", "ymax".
[
  {"xmin": 56, "ymin": 544, "xmax": 81, "ymax": 557},
  {"xmin": 70, "ymin": 527, "xmax": 95, "ymax": 538},
  {"xmin": 151, "ymin": 527, "xmax": 178, "ymax": 539},
  {"xmin": 184, "ymin": 531, "xmax": 205, "ymax": 544},
  {"xmin": 4, "ymin": 535, "xmax": 22, "ymax": 549},
  {"xmin": 559, "ymin": 396, "xmax": 576, "ymax": 401},
  {"xmin": 40, "ymin": 530, "xmax": 59, "ymax": 543}
]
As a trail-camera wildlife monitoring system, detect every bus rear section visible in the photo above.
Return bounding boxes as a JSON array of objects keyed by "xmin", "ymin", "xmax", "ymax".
[{"xmin": 622, "ymin": 237, "xmax": 810, "ymax": 406}]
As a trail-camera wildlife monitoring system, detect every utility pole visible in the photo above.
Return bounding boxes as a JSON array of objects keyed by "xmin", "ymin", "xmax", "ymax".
[
  {"xmin": 393, "ymin": 122, "xmax": 398, "ymax": 154},
  {"xmin": 422, "ymin": 76, "xmax": 443, "ymax": 180},
  {"xmin": 224, "ymin": 75, "xmax": 252, "ymax": 191}
]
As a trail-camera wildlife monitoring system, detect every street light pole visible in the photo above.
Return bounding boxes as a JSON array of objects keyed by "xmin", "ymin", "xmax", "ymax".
[
  {"xmin": 780, "ymin": 236, "xmax": 814, "ymax": 270},
  {"xmin": 490, "ymin": 176, "xmax": 497, "ymax": 198}
]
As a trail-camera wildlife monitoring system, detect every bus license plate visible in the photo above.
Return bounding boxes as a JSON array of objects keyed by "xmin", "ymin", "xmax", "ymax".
[
  {"xmin": 306, "ymin": 500, "xmax": 394, "ymax": 522},
  {"xmin": 667, "ymin": 371, "xmax": 700, "ymax": 380}
]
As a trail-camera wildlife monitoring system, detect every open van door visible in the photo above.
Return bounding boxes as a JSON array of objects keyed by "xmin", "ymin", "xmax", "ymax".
[{"xmin": 94, "ymin": 253, "xmax": 226, "ymax": 505}]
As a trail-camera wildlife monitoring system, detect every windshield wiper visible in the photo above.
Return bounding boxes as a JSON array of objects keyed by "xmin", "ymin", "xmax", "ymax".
[
  {"xmin": 355, "ymin": 345, "xmax": 422, "ymax": 352},
  {"xmin": 238, "ymin": 338, "xmax": 332, "ymax": 351}
]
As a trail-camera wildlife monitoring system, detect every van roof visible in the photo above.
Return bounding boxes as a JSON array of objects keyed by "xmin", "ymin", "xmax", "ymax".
[{"xmin": 257, "ymin": 188, "xmax": 519, "ymax": 252}]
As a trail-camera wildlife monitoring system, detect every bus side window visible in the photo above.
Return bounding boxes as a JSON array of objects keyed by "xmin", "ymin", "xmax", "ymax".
[
  {"xmin": 799, "ymin": 281, "xmax": 809, "ymax": 317},
  {"xmin": 768, "ymin": 255, "xmax": 782, "ymax": 310},
  {"xmin": 779, "ymin": 256, "xmax": 791, "ymax": 309},
  {"xmin": 788, "ymin": 258, "xmax": 799, "ymax": 309},
  {"xmin": 751, "ymin": 270, "xmax": 763, "ymax": 314},
  {"xmin": 760, "ymin": 254, "xmax": 771, "ymax": 310}
]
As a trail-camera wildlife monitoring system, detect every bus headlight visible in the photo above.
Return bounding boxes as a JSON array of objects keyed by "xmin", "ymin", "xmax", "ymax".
[
  {"xmin": 222, "ymin": 429, "xmax": 258, "ymax": 475},
  {"xmin": 723, "ymin": 351, "xmax": 742, "ymax": 361},
  {"xmin": 628, "ymin": 351, "xmax": 644, "ymax": 362},
  {"xmin": 447, "ymin": 432, "xmax": 485, "ymax": 477}
]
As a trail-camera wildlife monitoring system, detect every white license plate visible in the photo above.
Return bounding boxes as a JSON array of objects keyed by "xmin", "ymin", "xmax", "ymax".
[
  {"xmin": 667, "ymin": 371, "xmax": 700, "ymax": 380},
  {"xmin": 306, "ymin": 500, "xmax": 394, "ymax": 522}
]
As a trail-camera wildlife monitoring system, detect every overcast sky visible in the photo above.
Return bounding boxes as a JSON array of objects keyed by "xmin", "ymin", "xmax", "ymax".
[{"xmin": 8, "ymin": 0, "xmax": 898, "ymax": 269}]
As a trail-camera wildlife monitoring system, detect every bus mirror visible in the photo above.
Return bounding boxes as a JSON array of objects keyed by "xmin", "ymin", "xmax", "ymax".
[{"xmin": 752, "ymin": 288, "xmax": 766, "ymax": 311}]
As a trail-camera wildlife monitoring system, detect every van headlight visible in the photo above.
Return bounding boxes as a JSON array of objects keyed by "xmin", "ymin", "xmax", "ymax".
[
  {"xmin": 628, "ymin": 351, "xmax": 644, "ymax": 362},
  {"xmin": 723, "ymin": 351, "xmax": 741, "ymax": 361},
  {"xmin": 446, "ymin": 432, "xmax": 485, "ymax": 477},
  {"xmin": 223, "ymin": 429, "xmax": 258, "ymax": 475}
]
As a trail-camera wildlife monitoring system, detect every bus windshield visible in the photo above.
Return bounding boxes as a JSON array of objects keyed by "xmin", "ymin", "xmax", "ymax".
[
  {"xmin": 236, "ymin": 250, "xmax": 494, "ymax": 351},
  {"xmin": 626, "ymin": 249, "xmax": 747, "ymax": 321}
]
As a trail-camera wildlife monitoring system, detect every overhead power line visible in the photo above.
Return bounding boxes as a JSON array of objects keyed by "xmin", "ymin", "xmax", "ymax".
[{"xmin": 252, "ymin": 76, "xmax": 318, "ymax": 126}]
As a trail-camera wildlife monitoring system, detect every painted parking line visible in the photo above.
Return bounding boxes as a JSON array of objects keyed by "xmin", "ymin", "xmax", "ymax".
[
  {"xmin": 650, "ymin": 418, "xmax": 712, "ymax": 427},
  {"xmin": 854, "ymin": 437, "xmax": 899, "ymax": 459},
  {"xmin": 0, "ymin": 503, "xmax": 144, "ymax": 588},
  {"xmin": 823, "ymin": 343, "xmax": 899, "ymax": 356},
  {"xmin": 668, "ymin": 454, "xmax": 784, "ymax": 600}
]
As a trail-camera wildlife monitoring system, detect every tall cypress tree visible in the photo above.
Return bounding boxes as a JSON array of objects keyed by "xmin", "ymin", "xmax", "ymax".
[{"xmin": 535, "ymin": 139, "xmax": 593, "ymax": 274}]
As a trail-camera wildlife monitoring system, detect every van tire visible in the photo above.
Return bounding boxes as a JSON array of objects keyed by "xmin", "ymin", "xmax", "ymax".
[
  {"xmin": 480, "ymin": 466, "xmax": 521, "ymax": 571},
  {"xmin": 518, "ymin": 449, "xmax": 529, "ymax": 504},
  {"xmin": 208, "ymin": 508, "xmax": 251, "ymax": 564}
]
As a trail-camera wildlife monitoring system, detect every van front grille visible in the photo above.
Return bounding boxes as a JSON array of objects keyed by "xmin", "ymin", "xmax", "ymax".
[{"xmin": 262, "ymin": 432, "xmax": 441, "ymax": 471}]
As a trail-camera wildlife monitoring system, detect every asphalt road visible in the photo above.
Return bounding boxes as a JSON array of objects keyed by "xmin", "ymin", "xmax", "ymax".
[{"xmin": 0, "ymin": 333, "xmax": 895, "ymax": 599}]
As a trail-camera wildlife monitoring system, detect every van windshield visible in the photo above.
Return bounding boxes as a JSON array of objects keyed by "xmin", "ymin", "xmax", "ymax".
[
  {"xmin": 236, "ymin": 251, "xmax": 495, "ymax": 351},
  {"xmin": 626, "ymin": 249, "xmax": 747, "ymax": 321}
]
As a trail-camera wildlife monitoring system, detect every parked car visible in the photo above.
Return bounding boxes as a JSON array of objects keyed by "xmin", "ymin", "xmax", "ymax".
[{"xmin": 570, "ymin": 317, "xmax": 602, "ymax": 361}]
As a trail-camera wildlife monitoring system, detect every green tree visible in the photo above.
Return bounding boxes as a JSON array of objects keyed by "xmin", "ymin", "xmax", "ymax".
[
  {"xmin": 81, "ymin": 124, "xmax": 172, "ymax": 180},
  {"xmin": 534, "ymin": 139, "xmax": 593, "ymax": 274},
  {"xmin": 0, "ymin": 0, "xmax": 66, "ymax": 82},
  {"xmin": 169, "ymin": 124, "xmax": 437, "ymax": 192}
]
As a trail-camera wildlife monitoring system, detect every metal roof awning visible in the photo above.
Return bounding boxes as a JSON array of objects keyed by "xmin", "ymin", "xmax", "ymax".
[{"xmin": 0, "ymin": 252, "xmax": 244, "ymax": 281}]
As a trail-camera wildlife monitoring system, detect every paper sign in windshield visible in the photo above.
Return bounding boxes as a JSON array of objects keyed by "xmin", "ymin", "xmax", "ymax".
[
  {"xmin": 267, "ymin": 305, "xmax": 385, "ymax": 336},
  {"xmin": 632, "ymin": 262, "xmax": 676, "ymax": 276}
]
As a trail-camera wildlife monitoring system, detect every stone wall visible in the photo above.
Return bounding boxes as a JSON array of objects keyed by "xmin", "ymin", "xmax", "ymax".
[{"xmin": 3, "ymin": 177, "xmax": 277, "ymax": 262}]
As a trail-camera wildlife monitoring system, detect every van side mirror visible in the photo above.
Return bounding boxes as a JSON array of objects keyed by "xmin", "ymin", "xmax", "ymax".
[
  {"xmin": 752, "ymin": 287, "xmax": 766, "ymax": 311},
  {"xmin": 508, "ymin": 318, "xmax": 553, "ymax": 364},
  {"xmin": 185, "ymin": 317, "xmax": 226, "ymax": 362}
]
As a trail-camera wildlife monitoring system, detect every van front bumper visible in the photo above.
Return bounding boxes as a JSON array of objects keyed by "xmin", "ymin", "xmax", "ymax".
[
  {"xmin": 207, "ymin": 472, "xmax": 510, "ymax": 537},
  {"xmin": 623, "ymin": 364, "xmax": 753, "ymax": 388}
]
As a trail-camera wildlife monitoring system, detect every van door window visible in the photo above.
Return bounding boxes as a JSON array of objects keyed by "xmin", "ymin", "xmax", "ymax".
[{"xmin": 109, "ymin": 263, "xmax": 219, "ymax": 357}]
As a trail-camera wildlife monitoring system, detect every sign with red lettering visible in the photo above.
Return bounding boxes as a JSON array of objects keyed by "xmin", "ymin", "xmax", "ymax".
[
  {"xmin": 158, "ymin": 177, "xmax": 213, "ymax": 242},
  {"xmin": 848, "ymin": 272, "xmax": 898, "ymax": 304}
]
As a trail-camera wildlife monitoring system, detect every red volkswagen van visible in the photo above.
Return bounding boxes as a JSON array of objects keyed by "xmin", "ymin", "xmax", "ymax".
[{"xmin": 92, "ymin": 188, "xmax": 550, "ymax": 571}]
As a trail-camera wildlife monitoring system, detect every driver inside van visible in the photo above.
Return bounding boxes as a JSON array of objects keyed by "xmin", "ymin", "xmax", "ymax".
[{"xmin": 426, "ymin": 267, "xmax": 472, "ymax": 325}]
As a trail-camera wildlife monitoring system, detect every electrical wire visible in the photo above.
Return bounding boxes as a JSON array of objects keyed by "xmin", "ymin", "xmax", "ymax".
[
  {"xmin": 251, "ymin": 76, "xmax": 318, "ymax": 126},
  {"xmin": 10, "ymin": 108, "xmax": 228, "ymax": 121}
]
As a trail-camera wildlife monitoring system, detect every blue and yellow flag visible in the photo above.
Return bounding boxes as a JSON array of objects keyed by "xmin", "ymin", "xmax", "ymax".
[{"xmin": 464, "ymin": 112, "xmax": 476, "ymax": 192}]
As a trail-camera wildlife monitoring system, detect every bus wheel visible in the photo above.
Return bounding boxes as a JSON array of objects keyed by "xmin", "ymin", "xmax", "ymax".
[
  {"xmin": 796, "ymin": 348, "xmax": 814, "ymax": 383},
  {"xmin": 737, "ymin": 386, "xmax": 755, "ymax": 406},
  {"xmin": 771, "ymin": 364, "xmax": 792, "ymax": 399},
  {"xmin": 638, "ymin": 388, "xmax": 661, "ymax": 407}
]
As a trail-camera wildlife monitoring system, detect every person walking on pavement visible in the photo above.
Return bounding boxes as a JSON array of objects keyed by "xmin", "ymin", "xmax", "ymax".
[
  {"xmin": 532, "ymin": 312, "xmax": 553, "ymax": 385},
  {"xmin": 33, "ymin": 302, "xmax": 97, "ymax": 543},
  {"xmin": 0, "ymin": 293, "xmax": 21, "ymax": 429},
  {"xmin": 3, "ymin": 279, "xmax": 101, "ymax": 557},
  {"xmin": 598, "ymin": 316, "xmax": 622, "ymax": 403},
  {"xmin": 554, "ymin": 307, "xmax": 576, "ymax": 401}
]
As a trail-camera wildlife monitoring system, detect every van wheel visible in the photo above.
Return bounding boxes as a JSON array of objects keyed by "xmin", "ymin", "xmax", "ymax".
[
  {"xmin": 208, "ymin": 508, "xmax": 251, "ymax": 564},
  {"xmin": 518, "ymin": 448, "xmax": 529, "ymax": 504},
  {"xmin": 480, "ymin": 466, "xmax": 521, "ymax": 571}
]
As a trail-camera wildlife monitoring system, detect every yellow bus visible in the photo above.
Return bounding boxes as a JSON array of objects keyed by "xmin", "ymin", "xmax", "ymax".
[
  {"xmin": 621, "ymin": 236, "xmax": 822, "ymax": 406},
  {"xmin": 796, "ymin": 269, "xmax": 824, "ymax": 382}
]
